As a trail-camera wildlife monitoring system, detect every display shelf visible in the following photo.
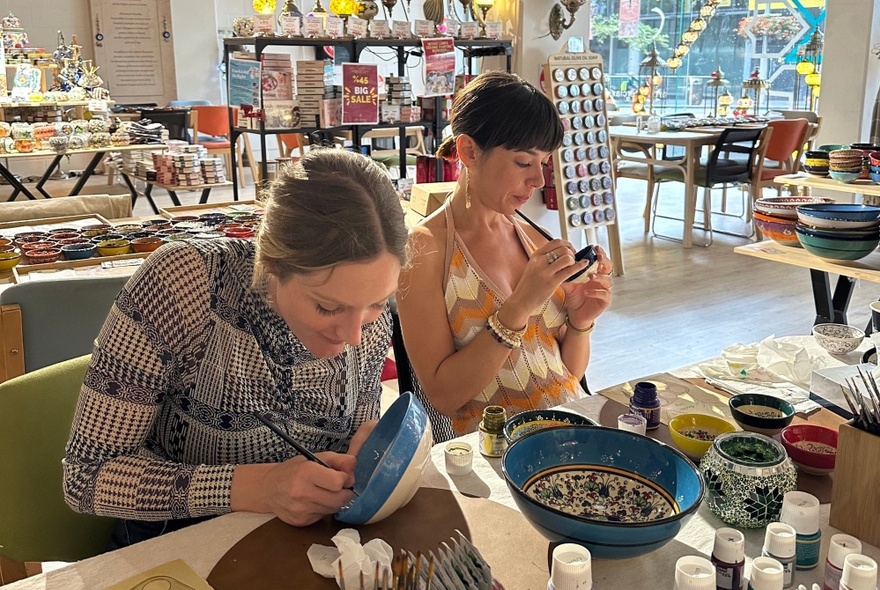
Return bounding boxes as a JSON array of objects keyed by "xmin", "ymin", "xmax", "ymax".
[{"xmin": 223, "ymin": 35, "xmax": 512, "ymax": 198}]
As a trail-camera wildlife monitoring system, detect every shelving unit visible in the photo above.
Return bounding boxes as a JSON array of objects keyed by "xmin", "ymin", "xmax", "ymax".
[{"xmin": 222, "ymin": 36, "xmax": 511, "ymax": 199}]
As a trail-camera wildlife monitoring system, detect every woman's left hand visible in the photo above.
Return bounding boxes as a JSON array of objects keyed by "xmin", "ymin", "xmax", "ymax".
[{"xmin": 560, "ymin": 246, "xmax": 613, "ymax": 330}]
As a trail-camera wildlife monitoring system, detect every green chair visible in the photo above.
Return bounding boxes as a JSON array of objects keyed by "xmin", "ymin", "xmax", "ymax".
[{"xmin": 0, "ymin": 355, "xmax": 115, "ymax": 563}]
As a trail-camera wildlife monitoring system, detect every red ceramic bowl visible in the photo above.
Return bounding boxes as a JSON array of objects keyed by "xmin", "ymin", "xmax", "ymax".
[
  {"xmin": 24, "ymin": 248, "xmax": 63, "ymax": 264},
  {"xmin": 20, "ymin": 240, "xmax": 58, "ymax": 252},
  {"xmin": 47, "ymin": 227, "xmax": 80, "ymax": 235},
  {"xmin": 224, "ymin": 228, "xmax": 255, "ymax": 239},
  {"xmin": 49, "ymin": 232, "xmax": 80, "ymax": 241},
  {"xmin": 14, "ymin": 231, "xmax": 48, "ymax": 241},
  {"xmin": 754, "ymin": 211, "xmax": 800, "ymax": 247},
  {"xmin": 131, "ymin": 236, "xmax": 164, "ymax": 252},
  {"xmin": 780, "ymin": 424, "xmax": 838, "ymax": 475}
]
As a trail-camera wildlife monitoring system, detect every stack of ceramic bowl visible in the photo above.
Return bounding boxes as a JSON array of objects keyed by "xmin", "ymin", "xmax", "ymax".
[
  {"xmin": 849, "ymin": 143, "xmax": 880, "ymax": 179},
  {"xmin": 796, "ymin": 203, "xmax": 880, "ymax": 261},
  {"xmin": 869, "ymin": 151, "xmax": 880, "ymax": 183},
  {"xmin": 828, "ymin": 149, "xmax": 866, "ymax": 183},
  {"xmin": 753, "ymin": 197, "xmax": 834, "ymax": 247},
  {"xmin": 802, "ymin": 150, "xmax": 830, "ymax": 176}
]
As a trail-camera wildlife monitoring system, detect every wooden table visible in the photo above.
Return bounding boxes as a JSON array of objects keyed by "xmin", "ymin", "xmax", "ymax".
[
  {"xmin": 609, "ymin": 125, "xmax": 720, "ymax": 248},
  {"xmin": 1, "ymin": 144, "xmax": 160, "ymax": 202},
  {"xmin": 735, "ymin": 240, "xmax": 880, "ymax": 328},
  {"xmin": 5, "ymin": 361, "xmax": 869, "ymax": 590},
  {"xmin": 774, "ymin": 172, "xmax": 880, "ymax": 200},
  {"xmin": 120, "ymin": 172, "xmax": 232, "ymax": 215}
]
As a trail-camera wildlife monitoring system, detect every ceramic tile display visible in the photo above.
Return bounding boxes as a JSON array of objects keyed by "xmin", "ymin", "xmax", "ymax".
[
  {"xmin": 543, "ymin": 46, "xmax": 618, "ymax": 242},
  {"xmin": 700, "ymin": 431, "xmax": 797, "ymax": 529}
]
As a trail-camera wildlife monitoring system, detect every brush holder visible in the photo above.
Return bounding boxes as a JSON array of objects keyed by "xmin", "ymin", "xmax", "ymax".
[{"xmin": 830, "ymin": 421, "xmax": 880, "ymax": 548}]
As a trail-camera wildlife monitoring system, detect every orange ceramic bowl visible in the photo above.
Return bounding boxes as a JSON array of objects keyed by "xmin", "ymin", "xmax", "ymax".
[
  {"xmin": 24, "ymin": 248, "xmax": 62, "ymax": 264},
  {"xmin": 754, "ymin": 211, "xmax": 800, "ymax": 247},
  {"xmin": 131, "ymin": 236, "xmax": 163, "ymax": 252}
]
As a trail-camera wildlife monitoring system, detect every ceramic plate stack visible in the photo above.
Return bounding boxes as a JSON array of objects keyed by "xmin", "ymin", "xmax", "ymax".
[
  {"xmin": 753, "ymin": 197, "xmax": 834, "ymax": 247},
  {"xmin": 828, "ymin": 149, "xmax": 865, "ymax": 183},
  {"xmin": 795, "ymin": 203, "xmax": 880, "ymax": 261}
]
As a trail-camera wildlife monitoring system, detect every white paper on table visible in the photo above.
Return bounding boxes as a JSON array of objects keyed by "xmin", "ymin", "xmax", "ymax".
[{"xmin": 307, "ymin": 528, "xmax": 393, "ymax": 589}]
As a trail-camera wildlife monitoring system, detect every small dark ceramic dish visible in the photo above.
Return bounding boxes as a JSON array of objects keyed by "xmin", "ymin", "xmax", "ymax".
[
  {"xmin": 56, "ymin": 237, "xmax": 89, "ymax": 246},
  {"xmin": 113, "ymin": 224, "xmax": 143, "ymax": 234},
  {"xmin": 90, "ymin": 233, "xmax": 124, "ymax": 244},
  {"xmin": 48, "ymin": 232, "xmax": 80, "ymax": 241},
  {"xmin": 13, "ymin": 231, "xmax": 48, "ymax": 240},
  {"xmin": 61, "ymin": 242, "xmax": 97, "ymax": 260},
  {"xmin": 142, "ymin": 219, "xmax": 171, "ymax": 227},
  {"xmin": 131, "ymin": 236, "xmax": 163, "ymax": 252},
  {"xmin": 47, "ymin": 227, "xmax": 80, "ymax": 235},
  {"xmin": 728, "ymin": 394, "xmax": 795, "ymax": 436},
  {"xmin": 502, "ymin": 426, "xmax": 704, "ymax": 559},
  {"xmin": 503, "ymin": 409, "xmax": 597, "ymax": 444},
  {"xmin": 24, "ymin": 248, "xmax": 63, "ymax": 264},
  {"xmin": 170, "ymin": 215, "xmax": 199, "ymax": 224},
  {"xmin": 80, "ymin": 228, "xmax": 110, "ymax": 238},
  {"xmin": 80, "ymin": 224, "xmax": 112, "ymax": 233},
  {"xmin": 780, "ymin": 424, "xmax": 837, "ymax": 475}
]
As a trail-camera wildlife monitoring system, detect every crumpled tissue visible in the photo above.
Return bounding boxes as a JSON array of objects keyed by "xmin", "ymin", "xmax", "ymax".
[
  {"xmin": 307, "ymin": 529, "xmax": 393, "ymax": 588},
  {"xmin": 698, "ymin": 336, "xmax": 822, "ymax": 414}
]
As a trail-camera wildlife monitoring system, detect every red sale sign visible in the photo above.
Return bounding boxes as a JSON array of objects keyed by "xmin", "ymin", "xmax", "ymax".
[{"xmin": 342, "ymin": 63, "xmax": 379, "ymax": 125}]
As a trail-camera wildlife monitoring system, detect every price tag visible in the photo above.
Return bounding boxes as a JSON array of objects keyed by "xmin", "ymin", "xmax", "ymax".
[
  {"xmin": 392, "ymin": 20, "xmax": 411, "ymax": 38},
  {"xmin": 326, "ymin": 16, "xmax": 344, "ymax": 37},
  {"xmin": 445, "ymin": 19, "xmax": 460, "ymax": 37},
  {"xmin": 253, "ymin": 14, "xmax": 276, "ymax": 34},
  {"xmin": 459, "ymin": 21, "xmax": 479, "ymax": 39},
  {"xmin": 347, "ymin": 15, "xmax": 367, "ymax": 37},
  {"xmin": 484, "ymin": 21, "xmax": 502, "ymax": 39},
  {"xmin": 303, "ymin": 15, "xmax": 325, "ymax": 36},
  {"xmin": 397, "ymin": 177, "xmax": 414, "ymax": 197},
  {"xmin": 280, "ymin": 15, "xmax": 301, "ymax": 35},
  {"xmin": 414, "ymin": 19, "xmax": 434, "ymax": 37},
  {"xmin": 88, "ymin": 99, "xmax": 109, "ymax": 113},
  {"xmin": 369, "ymin": 20, "xmax": 390, "ymax": 38},
  {"xmin": 567, "ymin": 36, "xmax": 585, "ymax": 53}
]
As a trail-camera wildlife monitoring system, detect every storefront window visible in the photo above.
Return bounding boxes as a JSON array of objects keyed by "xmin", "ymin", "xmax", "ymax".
[{"xmin": 591, "ymin": 0, "xmax": 826, "ymax": 115}]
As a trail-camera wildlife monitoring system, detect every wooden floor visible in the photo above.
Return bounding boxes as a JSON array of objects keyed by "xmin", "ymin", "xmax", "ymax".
[{"xmin": 30, "ymin": 168, "xmax": 880, "ymax": 392}]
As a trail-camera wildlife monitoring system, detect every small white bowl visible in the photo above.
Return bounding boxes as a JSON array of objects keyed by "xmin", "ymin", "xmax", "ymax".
[{"xmin": 812, "ymin": 323, "xmax": 865, "ymax": 355}]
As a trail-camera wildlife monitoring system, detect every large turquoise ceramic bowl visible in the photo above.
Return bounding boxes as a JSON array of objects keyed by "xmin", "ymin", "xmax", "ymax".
[
  {"xmin": 502, "ymin": 426, "xmax": 704, "ymax": 559},
  {"xmin": 795, "ymin": 226, "xmax": 879, "ymax": 261},
  {"xmin": 335, "ymin": 392, "xmax": 433, "ymax": 525}
]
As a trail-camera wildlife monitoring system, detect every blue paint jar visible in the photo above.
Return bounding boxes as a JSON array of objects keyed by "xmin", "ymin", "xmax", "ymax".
[{"xmin": 629, "ymin": 381, "xmax": 661, "ymax": 430}]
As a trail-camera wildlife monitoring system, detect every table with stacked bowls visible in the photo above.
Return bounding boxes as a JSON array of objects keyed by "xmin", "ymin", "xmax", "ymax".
[
  {"xmin": 753, "ymin": 196, "xmax": 834, "ymax": 247},
  {"xmin": 795, "ymin": 203, "xmax": 880, "ymax": 261}
]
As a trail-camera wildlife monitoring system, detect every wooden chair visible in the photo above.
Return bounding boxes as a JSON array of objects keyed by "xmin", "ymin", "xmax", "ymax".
[
  {"xmin": 0, "ymin": 355, "xmax": 116, "ymax": 584},
  {"xmin": 651, "ymin": 126, "xmax": 773, "ymax": 245},
  {"xmin": 0, "ymin": 276, "xmax": 128, "ymax": 383},
  {"xmin": 754, "ymin": 118, "xmax": 812, "ymax": 197},
  {"xmin": 191, "ymin": 105, "xmax": 248, "ymax": 188}
]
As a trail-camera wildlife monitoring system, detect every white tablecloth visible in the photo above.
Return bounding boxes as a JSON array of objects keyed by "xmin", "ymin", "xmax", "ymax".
[{"xmin": 8, "ymin": 336, "xmax": 880, "ymax": 589}]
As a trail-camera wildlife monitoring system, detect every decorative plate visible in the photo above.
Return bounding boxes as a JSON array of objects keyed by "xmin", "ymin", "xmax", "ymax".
[{"xmin": 523, "ymin": 464, "xmax": 678, "ymax": 523}]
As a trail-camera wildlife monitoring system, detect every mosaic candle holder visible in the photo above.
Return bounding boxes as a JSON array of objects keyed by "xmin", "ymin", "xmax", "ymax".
[{"xmin": 700, "ymin": 431, "xmax": 796, "ymax": 528}]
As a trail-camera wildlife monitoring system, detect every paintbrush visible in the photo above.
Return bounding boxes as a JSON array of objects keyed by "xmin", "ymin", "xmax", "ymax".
[{"xmin": 255, "ymin": 413, "xmax": 359, "ymax": 496}]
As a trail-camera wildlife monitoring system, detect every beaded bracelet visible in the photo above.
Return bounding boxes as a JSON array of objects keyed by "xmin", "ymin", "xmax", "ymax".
[
  {"xmin": 487, "ymin": 311, "xmax": 525, "ymax": 349},
  {"xmin": 566, "ymin": 316, "xmax": 595, "ymax": 334}
]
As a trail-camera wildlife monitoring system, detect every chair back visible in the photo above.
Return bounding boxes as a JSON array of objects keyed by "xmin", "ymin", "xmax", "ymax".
[
  {"xmin": 192, "ymin": 105, "xmax": 231, "ymax": 138},
  {"xmin": 0, "ymin": 355, "xmax": 116, "ymax": 562},
  {"xmin": 706, "ymin": 126, "xmax": 766, "ymax": 185},
  {"xmin": 778, "ymin": 109, "xmax": 819, "ymax": 124},
  {"xmin": 0, "ymin": 276, "xmax": 128, "ymax": 375},
  {"xmin": 764, "ymin": 118, "xmax": 811, "ymax": 170},
  {"xmin": 140, "ymin": 108, "xmax": 191, "ymax": 142}
]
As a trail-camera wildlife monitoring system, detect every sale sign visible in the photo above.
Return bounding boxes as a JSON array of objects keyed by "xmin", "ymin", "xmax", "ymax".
[{"xmin": 342, "ymin": 63, "xmax": 379, "ymax": 124}]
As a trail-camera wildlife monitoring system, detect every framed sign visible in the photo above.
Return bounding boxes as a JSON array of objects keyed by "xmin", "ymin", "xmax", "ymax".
[{"xmin": 342, "ymin": 63, "xmax": 379, "ymax": 124}]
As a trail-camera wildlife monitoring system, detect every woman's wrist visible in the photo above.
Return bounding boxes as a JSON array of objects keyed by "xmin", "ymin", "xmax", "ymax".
[
  {"xmin": 230, "ymin": 463, "xmax": 273, "ymax": 514},
  {"xmin": 565, "ymin": 316, "xmax": 595, "ymax": 334},
  {"xmin": 496, "ymin": 298, "xmax": 529, "ymax": 332}
]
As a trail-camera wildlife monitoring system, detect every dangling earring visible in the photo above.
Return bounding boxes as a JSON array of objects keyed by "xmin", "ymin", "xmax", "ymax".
[{"xmin": 465, "ymin": 172, "xmax": 472, "ymax": 209}]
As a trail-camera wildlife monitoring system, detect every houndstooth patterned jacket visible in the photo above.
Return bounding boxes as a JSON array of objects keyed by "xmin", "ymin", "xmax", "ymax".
[{"xmin": 62, "ymin": 239, "xmax": 388, "ymax": 520}]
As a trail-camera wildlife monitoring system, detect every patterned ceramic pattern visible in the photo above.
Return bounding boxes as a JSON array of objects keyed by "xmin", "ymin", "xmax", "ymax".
[
  {"xmin": 812, "ymin": 323, "xmax": 864, "ymax": 354},
  {"xmin": 523, "ymin": 464, "xmax": 678, "ymax": 523},
  {"xmin": 699, "ymin": 432, "xmax": 797, "ymax": 528}
]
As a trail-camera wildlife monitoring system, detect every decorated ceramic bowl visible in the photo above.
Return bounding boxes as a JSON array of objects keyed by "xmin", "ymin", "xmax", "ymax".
[
  {"xmin": 0, "ymin": 250, "xmax": 21, "ymax": 271},
  {"xmin": 728, "ymin": 394, "xmax": 795, "ymax": 436},
  {"xmin": 668, "ymin": 413, "xmax": 738, "ymax": 461},
  {"xmin": 335, "ymin": 392, "xmax": 433, "ymax": 525},
  {"xmin": 700, "ymin": 431, "xmax": 797, "ymax": 528},
  {"xmin": 96, "ymin": 239, "xmax": 131, "ymax": 257},
  {"xmin": 780, "ymin": 424, "xmax": 837, "ymax": 475},
  {"xmin": 753, "ymin": 212, "xmax": 799, "ymax": 247},
  {"xmin": 796, "ymin": 203, "xmax": 880, "ymax": 223},
  {"xmin": 812, "ymin": 323, "xmax": 864, "ymax": 355},
  {"xmin": 796, "ymin": 227, "xmax": 880, "ymax": 262},
  {"xmin": 131, "ymin": 236, "xmax": 164, "ymax": 252},
  {"xmin": 502, "ymin": 426, "xmax": 704, "ymax": 559},
  {"xmin": 503, "ymin": 409, "xmax": 597, "ymax": 444},
  {"xmin": 61, "ymin": 242, "xmax": 96, "ymax": 260},
  {"xmin": 754, "ymin": 197, "xmax": 834, "ymax": 219},
  {"xmin": 24, "ymin": 248, "xmax": 62, "ymax": 265}
]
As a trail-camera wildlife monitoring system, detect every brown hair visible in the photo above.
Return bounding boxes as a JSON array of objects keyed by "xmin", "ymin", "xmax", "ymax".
[
  {"xmin": 436, "ymin": 71, "xmax": 564, "ymax": 160},
  {"xmin": 253, "ymin": 148, "xmax": 408, "ymax": 286}
]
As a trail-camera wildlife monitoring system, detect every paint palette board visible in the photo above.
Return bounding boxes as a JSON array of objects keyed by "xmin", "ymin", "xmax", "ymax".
[{"xmin": 544, "ymin": 49, "xmax": 618, "ymax": 241}]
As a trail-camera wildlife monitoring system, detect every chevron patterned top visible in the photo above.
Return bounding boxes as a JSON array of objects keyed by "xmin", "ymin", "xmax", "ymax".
[{"xmin": 442, "ymin": 207, "xmax": 585, "ymax": 435}]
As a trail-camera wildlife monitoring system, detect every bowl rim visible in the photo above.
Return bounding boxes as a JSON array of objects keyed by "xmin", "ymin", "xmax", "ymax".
[
  {"xmin": 668, "ymin": 412, "xmax": 737, "ymax": 435},
  {"xmin": 502, "ymin": 408, "xmax": 597, "ymax": 443},
  {"xmin": 501, "ymin": 425, "xmax": 705, "ymax": 529},
  {"xmin": 812, "ymin": 323, "xmax": 865, "ymax": 340},
  {"xmin": 780, "ymin": 423, "xmax": 838, "ymax": 446},
  {"xmin": 728, "ymin": 394, "xmax": 795, "ymax": 428}
]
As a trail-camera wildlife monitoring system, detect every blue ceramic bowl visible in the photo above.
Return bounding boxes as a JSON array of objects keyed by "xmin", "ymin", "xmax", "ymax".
[
  {"xmin": 60, "ymin": 242, "xmax": 96, "ymax": 260},
  {"xmin": 728, "ymin": 393, "xmax": 795, "ymax": 437},
  {"xmin": 796, "ymin": 203, "xmax": 880, "ymax": 222},
  {"xmin": 503, "ymin": 408, "xmax": 597, "ymax": 444},
  {"xmin": 829, "ymin": 170, "xmax": 861, "ymax": 184},
  {"xmin": 502, "ymin": 426, "xmax": 704, "ymax": 559},
  {"xmin": 335, "ymin": 392, "xmax": 433, "ymax": 525}
]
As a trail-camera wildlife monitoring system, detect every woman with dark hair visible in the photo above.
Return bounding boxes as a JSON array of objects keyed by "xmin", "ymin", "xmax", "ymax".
[
  {"xmin": 397, "ymin": 72, "xmax": 613, "ymax": 442},
  {"xmin": 63, "ymin": 148, "xmax": 408, "ymax": 547}
]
